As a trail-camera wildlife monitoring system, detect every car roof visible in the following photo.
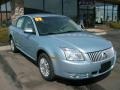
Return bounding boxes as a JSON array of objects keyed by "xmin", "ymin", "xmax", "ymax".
[{"xmin": 23, "ymin": 13, "xmax": 67, "ymax": 18}]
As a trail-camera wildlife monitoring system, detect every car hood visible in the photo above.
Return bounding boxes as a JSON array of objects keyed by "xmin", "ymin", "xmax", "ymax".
[{"xmin": 48, "ymin": 32, "xmax": 112, "ymax": 53}]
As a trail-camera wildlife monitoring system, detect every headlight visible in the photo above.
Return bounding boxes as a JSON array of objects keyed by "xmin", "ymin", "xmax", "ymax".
[{"xmin": 61, "ymin": 48, "xmax": 84, "ymax": 61}]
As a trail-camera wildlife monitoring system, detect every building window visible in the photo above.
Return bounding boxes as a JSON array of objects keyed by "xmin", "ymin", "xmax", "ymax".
[
  {"xmin": 96, "ymin": 3, "xmax": 118, "ymax": 24},
  {"xmin": 113, "ymin": 5, "xmax": 118, "ymax": 22},
  {"xmin": 0, "ymin": 1, "xmax": 11, "ymax": 25},
  {"xmin": 96, "ymin": 3, "xmax": 105, "ymax": 23}
]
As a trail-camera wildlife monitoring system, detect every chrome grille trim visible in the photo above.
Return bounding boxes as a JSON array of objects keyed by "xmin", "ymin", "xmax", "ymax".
[{"xmin": 87, "ymin": 48, "xmax": 114, "ymax": 62}]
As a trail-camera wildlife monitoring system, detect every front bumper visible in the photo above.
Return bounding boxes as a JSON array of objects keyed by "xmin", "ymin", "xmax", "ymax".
[{"xmin": 54, "ymin": 55, "xmax": 116, "ymax": 80}]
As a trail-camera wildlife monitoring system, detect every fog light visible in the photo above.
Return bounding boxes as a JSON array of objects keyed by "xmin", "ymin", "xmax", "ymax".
[
  {"xmin": 79, "ymin": 73, "xmax": 89, "ymax": 78},
  {"xmin": 69, "ymin": 74, "xmax": 76, "ymax": 78}
]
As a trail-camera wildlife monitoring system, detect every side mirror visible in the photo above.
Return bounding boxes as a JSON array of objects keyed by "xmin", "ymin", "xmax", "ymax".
[{"xmin": 24, "ymin": 28, "xmax": 34, "ymax": 34}]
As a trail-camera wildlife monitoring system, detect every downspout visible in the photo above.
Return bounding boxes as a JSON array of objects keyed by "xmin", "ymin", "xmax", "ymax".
[
  {"xmin": 61, "ymin": 0, "xmax": 64, "ymax": 15},
  {"xmin": 0, "ymin": 3, "xmax": 2, "ymax": 26},
  {"xmin": 5, "ymin": 0, "xmax": 8, "ymax": 26},
  {"xmin": 118, "ymin": 4, "xmax": 120, "ymax": 21},
  {"xmin": 112, "ymin": 4, "xmax": 114, "ymax": 21},
  {"xmin": 103, "ymin": 0, "xmax": 106, "ymax": 23},
  {"xmin": 43, "ymin": 0, "xmax": 45, "ymax": 10}
]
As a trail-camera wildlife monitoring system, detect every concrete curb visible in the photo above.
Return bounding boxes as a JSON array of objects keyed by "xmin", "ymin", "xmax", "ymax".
[{"xmin": 0, "ymin": 45, "xmax": 10, "ymax": 51}]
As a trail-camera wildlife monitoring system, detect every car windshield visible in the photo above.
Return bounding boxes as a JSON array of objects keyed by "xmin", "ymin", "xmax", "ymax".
[{"xmin": 34, "ymin": 16, "xmax": 83, "ymax": 35}]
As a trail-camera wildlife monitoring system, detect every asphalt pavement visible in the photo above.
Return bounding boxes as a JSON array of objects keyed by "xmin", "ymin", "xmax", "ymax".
[{"xmin": 0, "ymin": 30, "xmax": 120, "ymax": 90}]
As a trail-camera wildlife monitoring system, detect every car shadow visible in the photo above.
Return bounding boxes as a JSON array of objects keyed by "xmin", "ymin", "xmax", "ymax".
[
  {"xmin": 55, "ymin": 70, "xmax": 110, "ymax": 86},
  {"xmin": 71, "ymin": 84, "xmax": 105, "ymax": 90},
  {"xmin": 18, "ymin": 51, "xmax": 38, "ymax": 67},
  {"xmin": 17, "ymin": 51, "xmax": 108, "ymax": 90},
  {"xmin": 86, "ymin": 84, "xmax": 105, "ymax": 90},
  {"xmin": 54, "ymin": 76, "xmax": 106, "ymax": 90}
]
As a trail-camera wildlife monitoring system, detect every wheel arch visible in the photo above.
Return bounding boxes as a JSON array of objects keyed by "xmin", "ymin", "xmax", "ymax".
[
  {"xmin": 37, "ymin": 49, "xmax": 56, "ymax": 81},
  {"xmin": 36, "ymin": 49, "xmax": 53, "ymax": 63}
]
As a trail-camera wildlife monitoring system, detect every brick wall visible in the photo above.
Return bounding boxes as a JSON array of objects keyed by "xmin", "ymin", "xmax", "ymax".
[{"xmin": 11, "ymin": 0, "xmax": 24, "ymax": 24}]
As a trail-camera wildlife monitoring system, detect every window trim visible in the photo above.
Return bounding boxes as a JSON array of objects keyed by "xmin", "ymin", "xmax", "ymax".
[{"xmin": 22, "ymin": 16, "xmax": 36, "ymax": 34}]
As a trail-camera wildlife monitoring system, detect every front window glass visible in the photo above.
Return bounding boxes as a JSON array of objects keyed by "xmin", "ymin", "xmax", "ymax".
[
  {"xmin": 34, "ymin": 17, "xmax": 83, "ymax": 35},
  {"xmin": 23, "ymin": 17, "xmax": 35, "ymax": 31},
  {"xmin": 16, "ymin": 17, "xmax": 25, "ymax": 29}
]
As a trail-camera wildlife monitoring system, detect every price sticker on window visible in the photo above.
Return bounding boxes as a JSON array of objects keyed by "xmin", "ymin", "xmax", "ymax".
[{"xmin": 34, "ymin": 17, "xmax": 43, "ymax": 22}]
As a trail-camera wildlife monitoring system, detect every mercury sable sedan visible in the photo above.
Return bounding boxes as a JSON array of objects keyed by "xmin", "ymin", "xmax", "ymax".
[{"xmin": 9, "ymin": 14, "xmax": 116, "ymax": 81}]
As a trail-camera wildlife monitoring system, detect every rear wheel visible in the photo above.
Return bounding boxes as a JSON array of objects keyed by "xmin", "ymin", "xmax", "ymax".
[
  {"xmin": 38, "ymin": 53, "xmax": 55, "ymax": 81},
  {"xmin": 10, "ymin": 38, "xmax": 18, "ymax": 53}
]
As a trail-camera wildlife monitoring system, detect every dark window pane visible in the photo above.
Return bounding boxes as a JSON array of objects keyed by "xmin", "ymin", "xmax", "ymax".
[
  {"xmin": 63, "ymin": 0, "xmax": 77, "ymax": 17},
  {"xmin": 34, "ymin": 17, "xmax": 82, "ymax": 35},
  {"xmin": 24, "ymin": 0, "xmax": 43, "ymax": 10},
  {"xmin": 45, "ymin": 0, "xmax": 62, "ymax": 14}
]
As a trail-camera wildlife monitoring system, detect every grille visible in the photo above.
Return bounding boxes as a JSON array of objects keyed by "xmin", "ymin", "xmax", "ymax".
[{"xmin": 87, "ymin": 48, "xmax": 114, "ymax": 62}]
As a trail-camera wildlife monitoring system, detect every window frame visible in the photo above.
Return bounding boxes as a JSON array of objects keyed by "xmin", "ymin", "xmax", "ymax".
[{"xmin": 22, "ymin": 16, "xmax": 36, "ymax": 34}]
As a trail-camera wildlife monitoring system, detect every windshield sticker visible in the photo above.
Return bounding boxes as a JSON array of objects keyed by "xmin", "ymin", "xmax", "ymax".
[{"xmin": 34, "ymin": 17, "xmax": 43, "ymax": 22}]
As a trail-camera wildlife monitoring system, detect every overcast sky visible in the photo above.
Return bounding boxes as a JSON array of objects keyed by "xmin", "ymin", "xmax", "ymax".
[{"xmin": 1, "ymin": 1, "xmax": 11, "ymax": 11}]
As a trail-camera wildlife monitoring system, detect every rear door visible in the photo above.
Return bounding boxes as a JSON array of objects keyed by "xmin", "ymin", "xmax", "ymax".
[{"xmin": 13, "ymin": 17, "xmax": 25, "ymax": 49}]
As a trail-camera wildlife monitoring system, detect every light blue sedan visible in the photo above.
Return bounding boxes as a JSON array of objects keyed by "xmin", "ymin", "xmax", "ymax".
[{"xmin": 9, "ymin": 14, "xmax": 116, "ymax": 81}]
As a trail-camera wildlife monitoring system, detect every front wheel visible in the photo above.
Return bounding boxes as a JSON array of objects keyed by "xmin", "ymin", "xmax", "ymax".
[
  {"xmin": 38, "ymin": 53, "xmax": 55, "ymax": 81},
  {"xmin": 10, "ymin": 38, "xmax": 18, "ymax": 53}
]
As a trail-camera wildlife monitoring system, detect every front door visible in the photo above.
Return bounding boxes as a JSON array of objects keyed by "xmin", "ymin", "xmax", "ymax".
[
  {"xmin": 14, "ymin": 17, "xmax": 25, "ymax": 49},
  {"xmin": 21, "ymin": 16, "xmax": 38, "ymax": 59}
]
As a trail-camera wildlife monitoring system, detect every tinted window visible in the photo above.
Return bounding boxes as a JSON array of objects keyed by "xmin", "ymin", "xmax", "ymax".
[
  {"xmin": 16, "ymin": 17, "xmax": 25, "ymax": 29},
  {"xmin": 23, "ymin": 17, "xmax": 35, "ymax": 32},
  {"xmin": 34, "ymin": 17, "xmax": 82, "ymax": 35}
]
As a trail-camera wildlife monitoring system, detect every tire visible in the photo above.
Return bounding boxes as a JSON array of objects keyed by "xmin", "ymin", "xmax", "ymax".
[
  {"xmin": 10, "ymin": 38, "xmax": 18, "ymax": 53},
  {"xmin": 38, "ymin": 53, "xmax": 55, "ymax": 81}
]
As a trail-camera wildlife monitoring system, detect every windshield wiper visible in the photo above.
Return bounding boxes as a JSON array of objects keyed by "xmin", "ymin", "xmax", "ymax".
[
  {"xmin": 40, "ymin": 31, "xmax": 82, "ymax": 35},
  {"xmin": 60, "ymin": 31, "xmax": 82, "ymax": 33},
  {"xmin": 40, "ymin": 32, "xmax": 59, "ymax": 35}
]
